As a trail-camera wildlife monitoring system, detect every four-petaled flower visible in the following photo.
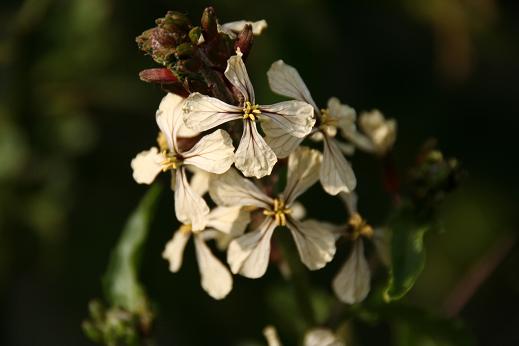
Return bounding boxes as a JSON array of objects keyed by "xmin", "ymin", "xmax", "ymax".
[
  {"xmin": 210, "ymin": 147, "xmax": 336, "ymax": 278},
  {"xmin": 131, "ymin": 93, "xmax": 235, "ymax": 230},
  {"xmin": 182, "ymin": 51, "xmax": 315, "ymax": 179}
]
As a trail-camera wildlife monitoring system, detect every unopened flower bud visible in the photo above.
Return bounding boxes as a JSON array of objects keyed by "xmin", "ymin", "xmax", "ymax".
[
  {"xmin": 139, "ymin": 68, "xmax": 179, "ymax": 84},
  {"xmin": 235, "ymin": 24, "xmax": 254, "ymax": 59},
  {"xmin": 201, "ymin": 7, "xmax": 218, "ymax": 40}
]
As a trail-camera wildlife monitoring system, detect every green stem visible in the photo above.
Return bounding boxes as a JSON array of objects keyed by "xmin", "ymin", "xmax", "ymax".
[{"xmin": 276, "ymin": 230, "xmax": 316, "ymax": 327}]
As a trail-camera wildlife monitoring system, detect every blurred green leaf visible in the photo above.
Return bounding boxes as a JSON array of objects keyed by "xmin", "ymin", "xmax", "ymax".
[{"xmin": 102, "ymin": 184, "xmax": 162, "ymax": 313}]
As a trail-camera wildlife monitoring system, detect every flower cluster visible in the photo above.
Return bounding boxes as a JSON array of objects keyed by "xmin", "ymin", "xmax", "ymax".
[{"xmin": 132, "ymin": 13, "xmax": 397, "ymax": 302}]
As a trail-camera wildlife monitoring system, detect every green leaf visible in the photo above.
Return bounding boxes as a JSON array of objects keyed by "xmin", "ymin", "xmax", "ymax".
[
  {"xmin": 102, "ymin": 184, "xmax": 162, "ymax": 313},
  {"xmin": 384, "ymin": 208, "xmax": 430, "ymax": 302}
]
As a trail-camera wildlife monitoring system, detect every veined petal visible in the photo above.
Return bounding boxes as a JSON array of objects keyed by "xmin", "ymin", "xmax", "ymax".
[
  {"xmin": 283, "ymin": 146, "xmax": 322, "ymax": 204},
  {"xmin": 174, "ymin": 168, "xmax": 209, "ymax": 231},
  {"xmin": 162, "ymin": 228, "xmax": 191, "ymax": 272},
  {"xmin": 220, "ymin": 19, "xmax": 268, "ymax": 36},
  {"xmin": 332, "ymin": 240, "xmax": 371, "ymax": 304},
  {"xmin": 227, "ymin": 218, "xmax": 276, "ymax": 278},
  {"xmin": 194, "ymin": 235, "xmax": 233, "ymax": 299},
  {"xmin": 320, "ymin": 137, "xmax": 356, "ymax": 195},
  {"xmin": 156, "ymin": 93, "xmax": 184, "ymax": 151},
  {"xmin": 131, "ymin": 147, "xmax": 163, "ymax": 184},
  {"xmin": 206, "ymin": 206, "xmax": 250, "ymax": 235},
  {"xmin": 209, "ymin": 168, "xmax": 273, "ymax": 209},
  {"xmin": 182, "ymin": 92, "xmax": 242, "ymax": 132},
  {"xmin": 267, "ymin": 60, "xmax": 318, "ymax": 110},
  {"xmin": 235, "ymin": 120, "xmax": 277, "ymax": 178},
  {"xmin": 182, "ymin": 129, "xmax": 235, "ymax": 174},
  {"xmin": 287, "ymin": 218, "xmax": 337, "ymax": 271},
  {"xmin": 224, "ymin": 51, "xmax": 255, "ymax": 103},
  {"xmin": 260, "ymin": 101, "xmax": 315, "ymax": 138},
  {"xmin": 262, "ymin": 120, "xmax": 303, "ymax": 158}
]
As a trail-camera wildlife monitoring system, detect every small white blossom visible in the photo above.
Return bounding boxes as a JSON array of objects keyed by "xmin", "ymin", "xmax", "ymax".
[
  {"xmin": 267, "ymin": 60, "xmax": 356, "ymax": 195},
  {"xmin": 357, "ymin": 109, "xmax": 397, "ymax": 155},
  {"xmin": 131, "ymin": 93, "xmax": 235, "ymax": 230},
  {"xmin": 162, "ymin": 206, "xmax": 250, "ymax": 299},
  {"xmin": 210, "ymin": 147, "xmax": 336, "ymax": 278},
  {"xmin": 183, "ymin": 51, "xmax": 315, "ymax": 178},
  {"xmin": 218, "ymin": 19, "xmax": 268, "ymax": 38}
]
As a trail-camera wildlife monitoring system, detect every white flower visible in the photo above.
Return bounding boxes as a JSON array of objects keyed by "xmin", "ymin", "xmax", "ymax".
[
  {"xmin": 267, "ymin": 60, "xmax": 356, "ymax": 195},
  {"xmin": 131, "ymin": 93, "xmax": 235, "ymax": 230},
  {"xmin": 183, "ymin": 51, "xmax": 315, "ymax": 178},
  {"xmin": 162, "ymin": 206, "xmax": 250, "ymax": 299},
  {"xmin": 210, "ymin": 147, "xmax": 336, "ymax": 278},
  {"xmin": 218, "ymin": 19, "xmax": 268, "ymax": 38},
  {"xmin": 357, "ymin": 109, "xmax": 397, "ymax": 155}
]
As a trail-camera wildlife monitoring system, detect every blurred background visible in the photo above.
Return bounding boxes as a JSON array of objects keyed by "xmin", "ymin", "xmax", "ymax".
[{"xmin": 1, "ymin": 0, "xmax": 518, "ymax": 345}]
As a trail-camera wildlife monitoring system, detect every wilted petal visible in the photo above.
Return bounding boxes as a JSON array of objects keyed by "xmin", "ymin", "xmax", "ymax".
[
  {"xmin": 182, "ymin": 92, "xmax": 242, "ymax": 132},
  {"xmin": 260, "ymin": 101, "xmax": 315, "ymax": 138},
  {"xmin": 220, "ymin": 19, "xmax": 268, "ymax": 36},
  {"xmin": 287, "ymin": 218, "xmax": 337, "ymax": 270},
  {"xmin": 332, "ymin": 240, "xmax": 371, "ymax": 304},
  {"xmin": 267, "ymin": 60, "xmax": 318, "ymax": 110},
  {"xmin": 131, "ymin": 147, "xmax": 163, "ymax": 184},
  {"xmin": 283, "ymin": 146, "xmax": 322, "ymax": 204},
  {"xmin": 206, "ymin": 206, "xmax": 250, "ymax": 235},
  {"xmin": 320, "ymin": 137, "xmax": 356, "ymax": 195},
  {"xmin": 227, "ymin": 218, "xmax": 276, "ymax": 278},
  {"xmin": 182, "ymin": 129, "xmax": 235, "ymax": 174},
  {"xmin": 209, "ymin": 168, "xmax": 272, "ymax": 209},
  {"xmin": 224, "ymin": 51, "xmax": 255, "ymax": 103},
  {"xmin": 235, "ymin": 121, "xmax": 277, "ymax": 178},
  {"xmin": 262, "ymin": 121, "xmax": 303, "ymax": 158},
  {"xmin": 162, "ymin": 228, "xmax": 191, "ymax": 272},
  {"xmin": 304, "ymin": 328, "xmax": 344, "ymax": 346},
  {"xmin": 174, "ymin": 168, "xmax": 209, "ymax": 231},
  {"xmin": 194, "ymin": 235, "xmax": 233, "ymax": 299}
]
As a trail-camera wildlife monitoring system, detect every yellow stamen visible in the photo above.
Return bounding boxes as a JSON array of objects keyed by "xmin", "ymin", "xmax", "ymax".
[
  {"xmin": 179, "ymin": 224, "xmax": 192, "ymax": 234},
  {"xmin": 243, "ymin": 101, "xmax": 261, "ymax": 121},
  {"xmin": 348, "ymin": 213, "xmax": 374, "ymax": 240},
  {"xmin": 263, "ymin": 197, "xmax": 292, "ymax": 226},
  {"xmin": 160, "ymin": 150, "xmax": 181, "ymax": 171},
  {"xmin": 156, "ymin": 131, "xmax": 169, "ymax": 152}
]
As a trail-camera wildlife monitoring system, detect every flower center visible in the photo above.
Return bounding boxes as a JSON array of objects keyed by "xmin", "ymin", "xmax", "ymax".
[
  {"xmin": 348, "ymin": 213, "xmax": 373, "ymax": 240},
  {"xmin": 160, "ymin": 151, "xmax": 182, "ymax": 171},
  {"xmin": 242, "ymin": 101, "xmax": 261, "ymax": 121},
  {"xmin": 263, "ymin": 197, "xmax": 292, "ymax": 226}
]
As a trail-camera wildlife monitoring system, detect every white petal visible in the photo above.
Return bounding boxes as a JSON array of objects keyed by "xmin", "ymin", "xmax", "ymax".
[
  {"xmin": 263, "ymin": 326, "xmax": 282, "ymax": 346},
  {"xmin": 156, "ymin": 93, "xmax": 184, "ymax": 151},
  {"xmin": 209, "ymin": 168, "xmax": 272, "ymax": 209},
  {"xmin": 235, "ymin": 121, "xmax": 277, "ymax": 178},
  {"xmin": 358, "ymin": 110, "xmax": 397, "ymax": 154},
  {"xmin": 220, "ymin": 20, "xmax": 268, "ymax": 36},
  {"xmin": 262, "ymin": 122, "xmax": 303, "ymax": 158},
  {"xmin": 332, "ymin": 240, "xmax": 371, "ymax": 304},
  {"xmin": 131, "ymin": 147, "xmax": 163, "ymax": 184},
  {"xmin": 260, "ymin": 101, "xmax": 315, "ymax": 138},
  {"xmin": 327, "ymin": 97, "xmax": 356, "ymax": 134},
  {"xmin": 162, "ymin": 229, "xmax": 191, "ymax": 272},
  {"xmin": 283, "ymin": 146, "xmax": 322, "ymax": 204},
  {"xmin": 224, "ymin": 52, "xmax": 255, "ymax": 103},
  {"xmin": 227, "ymin": 218, "xmax": 276, "ymax": 278},
  {"xmin": 174, "ymin": 168, "xmax": 209, "ymax": 231},
  {"xmin": 304, "ymin": 328, "xmax": 344, "ymax": 346},
  {"xmin": 182, "ymin": 92, "xmax": 242, "ymax": 132},
  {"xmin": 267, "ymin": 60, "xmax": 318, "ymax": 110},
  {"xmin": 188, "ymin": 167, "xmax": 211, "ymax": 196},
  {"xmin": 182, "ymin": 129, "xmax": 235, "ymax": 174},
  {"xmin": 320, "ymin": 137, "xmax": 356, "ymax": 195},
  {"xmin": 339, "ymin": 192, "xmax": 358, "ymax": 214},
  {"xmin": 206, "ymin": 206, "xmax": 250, "ymax": 235},
  {"xmin": 194, "ymin": 235, "xmax": 233, "ymax": 299},
  {"xmin": 287, "ymin": 218, "xmax": 337, "ymax": 270}
]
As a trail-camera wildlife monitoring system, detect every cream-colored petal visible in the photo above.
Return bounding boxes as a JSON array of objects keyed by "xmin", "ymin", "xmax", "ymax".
[
  {"xmin": 260, "ymin": 101, "xmax": 315, "ymax": 138},
  {"xmin": 235, "ymin": 120, "xmax": 277, "ymax": 178},
  {"xmin": 209, "ymin": 168, "xmax": 273, "ymax": 209},
  {"xmin": 194, "ymin": 235, "xmax": 233, "ymax": 299},
  {"xmin": 224, "ymin": 51, "xmax": 255, "ymax": 103},
  {"xmin": 336, "ymin": 141, "xmax": 355, "ymax": 156},
  {"xmin": 182, "ymin": 129, "xmax": 235, "ymax": 174},
  {"xmin": 174, "ymin": 168, "xmax": 209, "ymax": 231},
  {"xmin": 304, "ymin": 328, "xmax": 344, "ymax": 346},
  {"xmin": 339, "ymin": 191, "xmax": 358, "ymax": 214},
  {"xmin": 162, "ymin": 228, "xmax": 191, "ymax": 272},
  {"xmin": 320, "ymin": 137, "xmax": 356, "ymax": 195},
  {"xmin": 287, "ymin": 218, "xmax": 337, "ymax": 270},
  {"xmin": 283, "ymin": 146, "xmax": 322, "ymax": 204},
  {"xmin": 182, "ymin": 92, "xmax": 242, "ymax": 132},
  {"xmin": 267, "ymin": 60, "xmax": 318, "ymax": 110},
  {"xmin": 206, "ymin": 206, "xmax": 250, "ymax": 235},
  {"xmin": 227, "ymin": 218, "xmax": 276, "ymax": 278},
  {"xmin": 327, "ymin": 97, "xmax": 356, "ymax": 135},
  {"xmin": 263, "ymin": 325, "xmax": 282, "ymax": 346},
  {"xmin": 262, "ymin": 122, "xmax": 303, "ymax": 158},
  {"xmin": 156, "ymin": 93, "xmax": 185, "ymax": 151},
  {"xmin": 332, "ymin": 240, "xmax": 371, "ymax": 304},
  {"xmin": 188, "ymin": 167, "xmax": 211, "ymax": 196},
  {"xmin": 131, "ymin": 147, "xmax": 163, "ymax": 184},
  {"xmin": 220, "ymin": 19, "xmax": 268, "ymax": 36},
  {"xmin": 358, "ymin": 110, "xmax": 397, "ymax": 155}
]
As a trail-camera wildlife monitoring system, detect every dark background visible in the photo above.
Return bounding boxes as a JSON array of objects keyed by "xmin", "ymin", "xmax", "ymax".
[{"xmin": 1, "ymin": 0, "xmax": 518, "ymax": 345}]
